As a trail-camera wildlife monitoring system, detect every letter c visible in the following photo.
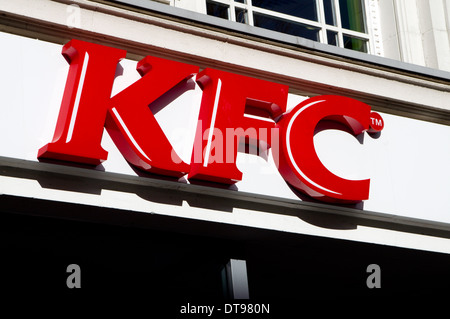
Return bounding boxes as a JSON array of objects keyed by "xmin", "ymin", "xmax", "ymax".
[{"xmin": 274, "ymin": 95, "xmax": 373, "ymax": 203}]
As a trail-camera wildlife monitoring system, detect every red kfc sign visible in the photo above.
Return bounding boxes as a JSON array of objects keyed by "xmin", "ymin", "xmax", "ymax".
[{"xmin": 38, "ymin": 40, "xmax": 383, "ymax": 203}]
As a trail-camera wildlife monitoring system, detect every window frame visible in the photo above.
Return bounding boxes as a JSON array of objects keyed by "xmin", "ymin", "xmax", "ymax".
[{"xmin": 205, "ymin": 0, "xmax": 373, "ymax": 53}]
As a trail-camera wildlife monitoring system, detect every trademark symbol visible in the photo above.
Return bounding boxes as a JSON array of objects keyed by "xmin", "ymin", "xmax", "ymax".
[{"xmin": 369, "ymin": 112, "xmax": 384, "ymax": 132}]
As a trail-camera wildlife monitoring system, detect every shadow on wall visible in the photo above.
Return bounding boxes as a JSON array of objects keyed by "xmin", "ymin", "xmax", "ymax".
[{"xmin": 30, "ymin": 160, "xmax": 358, "ymax": 230}]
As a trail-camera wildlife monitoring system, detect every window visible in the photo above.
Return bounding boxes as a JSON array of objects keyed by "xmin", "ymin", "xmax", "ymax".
[{"xmin": 205, "ymin": 0, "xmax": 371, "ymax": 53}]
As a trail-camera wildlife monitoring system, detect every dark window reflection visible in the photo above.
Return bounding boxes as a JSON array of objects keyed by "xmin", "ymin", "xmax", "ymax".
[
  {"xmin": 235, "ymin": 7, "xmax": 248, "ymax": 24},
  {"xmin": 327, "ymin": 30, "xmax": 338, "ymax": 46},
  {"xmin": 204, "ymin": 0, "xmax": 369, "ymax": 53},
  {"xmin": 339, "ymin": 0, "xmax": 366, "ymax": 32},
  {"xmin": 206, "ymin": 0, "xmax": 229, "ymax": 20},
  {"xmin": 323, "ymin": 0, "xmax": 336, "ymax": 26},
  {"xmin": 252, "ymin": 0, "xmax": 318, "ymax": 21},
  {"xmin": 343, "ymin": 34, "xmax": 367, "ymax": 52},
  {"xmin": 254, "ymin": 13, "xmax": 320, "ymax": 41}
]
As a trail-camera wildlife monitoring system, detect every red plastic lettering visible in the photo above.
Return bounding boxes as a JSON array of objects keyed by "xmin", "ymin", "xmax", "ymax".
[
  {"xmin": 189, "ymin": 68, "xmax": 288, "ymax": 184},
  {"xmin": 38, "ymin": 39, "xmax": 123, "ymax": 165},
  {"xmin": 275, "ymin": 95, "xmax": 373, "ymax": 203},
  {"xmin": 38, "ymin": 40, "xmax": 198, "ymax": 177},
  {"xmin": 105, "ymin": 56, "xmax": 197, "ymax": 177},
  {"xmin": 39, "ymin": 39, "xmax": 385, "ymax": 203}
]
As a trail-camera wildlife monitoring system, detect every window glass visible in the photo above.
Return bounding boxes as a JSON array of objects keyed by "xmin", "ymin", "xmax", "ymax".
[
  {"xmin": 253, "ymin": 13, "xmax": 320, "ymax": 41},
  {"xmin": 327, "ymin": 30, "xmax": 338, "ymax": 46},
  {"xmin": 203, "ymin": 0, "xmax": 370, "ymax": 54},
  {"xmin": 206, "ymin": 0, "xmax": 229, "ymax": 20},
  {"xmin": 252, "ymin": 0, "xmax": 318, "ymax": 22},
  {"xmin": 235, "ymin": 7, "xmax": 248, "ymax": 23},
  {"xmin": 339, "ymin": 0, "xmax": 365, "ymax": 32},
  {"xmin": 343, "ymin": 35, "xmax": 367, "ymax": 52},
  {"xmin": 323, "ymin": 0, "xmax": 336, "ymax": 26}
]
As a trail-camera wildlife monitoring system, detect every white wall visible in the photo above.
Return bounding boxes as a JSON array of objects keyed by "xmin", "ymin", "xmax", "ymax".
[
  {"xmin": 0, "ymin": 31, "xmax": 449, "ymax": 224},
  {"xmin": 174, "ymin": 0, "xmax": 206, "ymax": 13},
  {"xmin": 379, "ymin": 0, "xmax": 450, "ymax": 71},
  {"xmin": 0, "ymin": 0, "xmax": 449, "ymax": 254}
]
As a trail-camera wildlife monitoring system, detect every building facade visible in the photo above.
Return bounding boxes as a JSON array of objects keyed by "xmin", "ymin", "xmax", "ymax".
[{"xmin": 1, "ymin": 0, "xmax": 450, "ymax": 308}]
